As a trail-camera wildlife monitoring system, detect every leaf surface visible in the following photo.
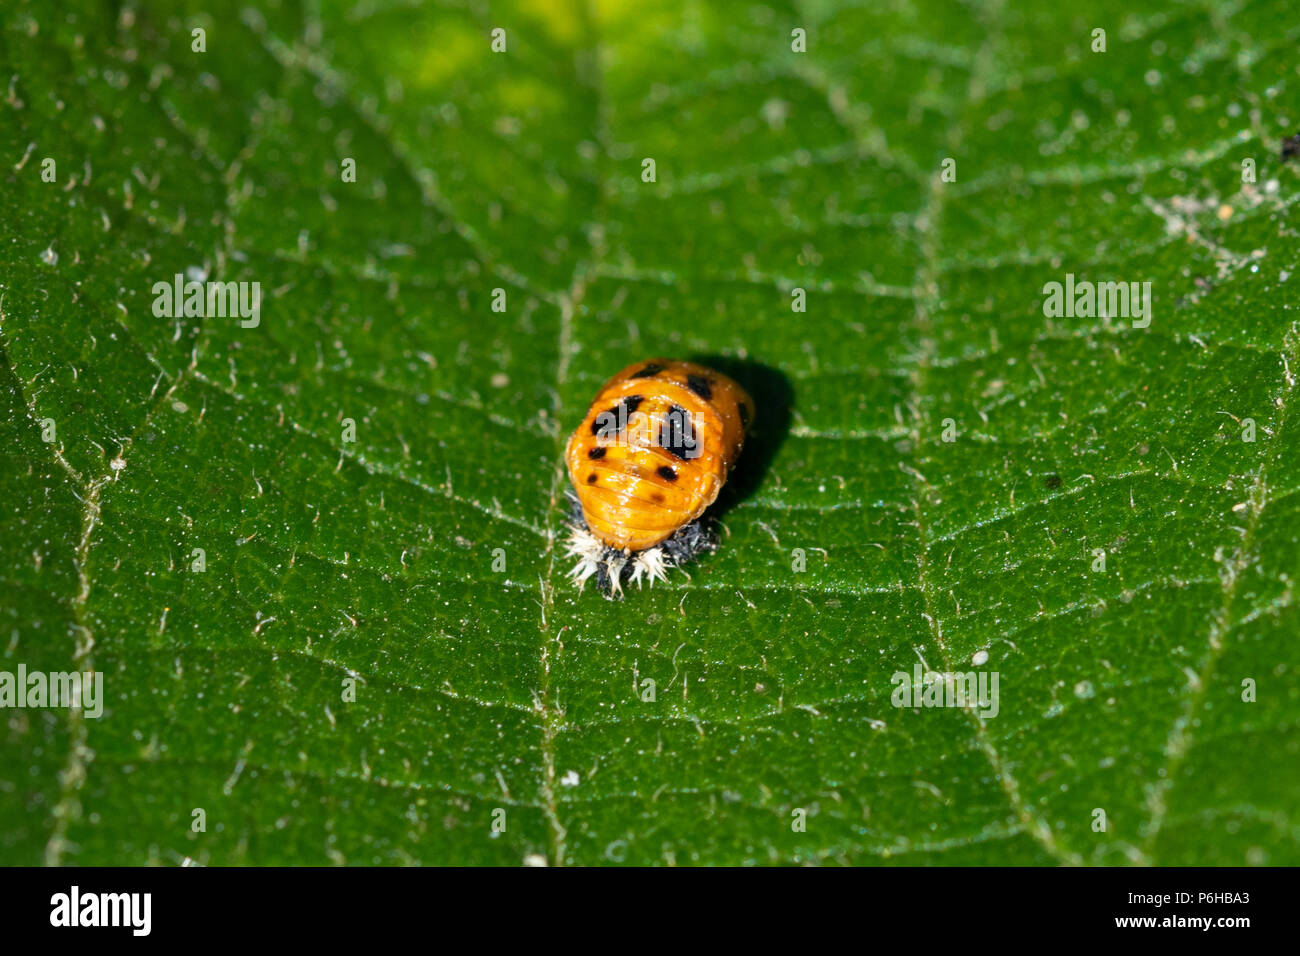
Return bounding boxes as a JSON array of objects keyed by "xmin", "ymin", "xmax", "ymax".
[{"xmin": 2, "ymin": 0, "xmax": 1298, "ymax": 865}]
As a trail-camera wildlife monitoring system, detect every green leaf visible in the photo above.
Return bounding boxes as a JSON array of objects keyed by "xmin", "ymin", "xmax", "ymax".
[{"xmin": 2, "ymin": 0, "xmax": 1298, "ymax": 866}]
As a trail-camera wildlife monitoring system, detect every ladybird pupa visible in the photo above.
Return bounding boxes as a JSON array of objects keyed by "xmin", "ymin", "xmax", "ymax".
[{"xmin": 563, "ymin": 358, "xmax": 754, "ymax": 596}]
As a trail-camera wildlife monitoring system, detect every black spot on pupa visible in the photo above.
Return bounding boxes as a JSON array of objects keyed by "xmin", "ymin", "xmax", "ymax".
[
  {"xmin": 592, "ymin": 395, "xmax": 645, "ymax": 436},
  {"xmin": 587, "ymin": 446, "xmax": 607, "ymax": 459},
  {"xmin": 686, "ymin": 374, "xmax": 713, "ymax": 400},
  {"xmin": 650, "ymin": 492, "xmax": 665, "ymax": 504},
  {"xmin": 658, "ymin": 405, "xmax": 697, "ymax": 460},
  {"xmin": 630, "ymin": 363, "xmax": 664, "ymax": 379},
  {"xmin": 1044, "ymin": 473, "xmax": 1063, "ymax": 489},
  {"xmin": 586, "ymin": 473, "xmax": 598, "ymax": 484},
  {"xmin": 656, "ymin": 465, "xmax": 678, "ymax": 481}
]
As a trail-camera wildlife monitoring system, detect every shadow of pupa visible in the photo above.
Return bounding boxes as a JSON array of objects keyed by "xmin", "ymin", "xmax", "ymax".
[{"xmin": 688, "ymin": 354, "xmax": 793, "ymax": 519}]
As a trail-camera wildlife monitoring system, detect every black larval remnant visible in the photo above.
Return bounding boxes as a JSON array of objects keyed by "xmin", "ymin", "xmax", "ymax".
[{"xmin": 1283, "ymin": 131, "xmax": 1300, "ymax": 163}]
